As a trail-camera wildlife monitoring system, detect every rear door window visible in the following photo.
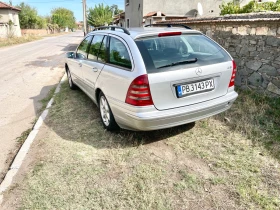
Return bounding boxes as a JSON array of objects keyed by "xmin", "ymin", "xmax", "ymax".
[
  {"xmin": 98, "ymin": 36, "xmax": 108, "ymax": 63},
  {"xmin": 135, "ymin": 34, "xmax": 231, "ymax": 73},
  {"xmin": 76, "ymin": 35, "xmax": 93, "ymax": 59},
  {"xmin": 109, "ymin": 37, "xmax": 132, "ymax": 69}
]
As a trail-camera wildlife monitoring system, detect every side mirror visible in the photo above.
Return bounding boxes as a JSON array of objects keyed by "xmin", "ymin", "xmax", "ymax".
[{"xmin": 66, "ymin": 52, "xmax": 75, "ymax": 59}]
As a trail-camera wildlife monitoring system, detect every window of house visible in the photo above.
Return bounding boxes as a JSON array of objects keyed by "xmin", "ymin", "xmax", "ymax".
[
  {"xmin": 126, "ymin": 19, "xmax": 130, "ymax": 28},
  {"xmin": 76, "ymin": 36, "xmax": 93, "ymax": 59},
  {"xmin": 88, "ymin": 35, "xmax": 106, "ymax": 61},
  {"xmin": 13, "ymin": 13, "xmax": 17, "ymax": 25},
  {"xmin": 109, "ymin": 37, "xmax": 132, "ymax": 69},
  {"xmin": 126, "ymin": 0, "xmax": 129, "ymax": 5}
]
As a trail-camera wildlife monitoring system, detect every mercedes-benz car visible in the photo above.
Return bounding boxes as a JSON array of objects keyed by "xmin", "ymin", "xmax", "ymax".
[{"xmin": 65, "ymin": 26, "xmax": 238, "ymax": 131}]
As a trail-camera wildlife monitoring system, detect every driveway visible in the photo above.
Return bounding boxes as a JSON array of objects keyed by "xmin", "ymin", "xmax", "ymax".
[{"xmin": 0, "ymin": 31, "xmax": 83, "ymax": 181}]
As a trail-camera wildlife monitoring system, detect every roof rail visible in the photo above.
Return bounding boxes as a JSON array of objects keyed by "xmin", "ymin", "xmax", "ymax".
[
  {"xmin": 145, "ymin": 24, "xmax": 191, "ymax": 30},
  {"xmin": 93, "ymin": 26, "xmax": 130, "ymax": 35}
]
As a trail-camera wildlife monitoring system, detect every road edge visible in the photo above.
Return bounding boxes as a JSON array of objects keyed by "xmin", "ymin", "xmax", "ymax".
[{"xmin": 0, "ymin": 73, "xmax": 67, "ymax": 205}]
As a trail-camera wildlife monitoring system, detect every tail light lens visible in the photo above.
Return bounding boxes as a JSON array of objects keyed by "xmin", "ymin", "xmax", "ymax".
[
  {"xmin": 125, "ymin": 74, "xmax": 154, "ymax": 106},
  {"xmin": 158, "ymin": 32, "xmax": 182, "ymax": 37},
  {"xmin": 229, "ymin": 60, "xmax": 237, "ymax": 87}
]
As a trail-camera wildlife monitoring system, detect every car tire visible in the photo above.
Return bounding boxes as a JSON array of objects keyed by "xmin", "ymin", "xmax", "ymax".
[
  {"xmin": 99, "ymin": 92, "xmax": 119, "ymax": 131},
  {"xmin": 66, "ymin": 68, "xmax": 77, "ymax": 90}
]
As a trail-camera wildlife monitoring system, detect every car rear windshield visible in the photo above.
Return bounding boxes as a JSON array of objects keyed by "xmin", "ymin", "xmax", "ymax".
[{"xmin": 135, "ymin": 34, "xmax": 231, "ymax": 73}]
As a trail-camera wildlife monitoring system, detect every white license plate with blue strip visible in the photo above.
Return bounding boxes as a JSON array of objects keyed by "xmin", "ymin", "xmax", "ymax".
[{"xmin": 176, "ymin": 79, "xmax": 215, "ymax": 97}]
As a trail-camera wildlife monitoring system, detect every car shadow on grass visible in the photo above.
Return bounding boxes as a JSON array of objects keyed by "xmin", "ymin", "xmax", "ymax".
[{"xmin": 44, "ymin": 82, "xmax": 196, "ymax": 149}]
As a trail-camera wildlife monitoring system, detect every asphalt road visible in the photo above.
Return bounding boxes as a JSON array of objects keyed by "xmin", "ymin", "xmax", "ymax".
[{"xmin": 0, "ymin": 31, "xmax": 83, "ymax": 181}]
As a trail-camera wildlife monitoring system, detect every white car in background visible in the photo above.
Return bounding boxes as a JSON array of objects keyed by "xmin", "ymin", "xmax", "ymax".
[{"xmin": 65, "ymin": 25, "xmax": 238, "ymax": 131}]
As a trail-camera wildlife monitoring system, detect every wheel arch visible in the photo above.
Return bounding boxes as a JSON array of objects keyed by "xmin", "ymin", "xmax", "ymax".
[
  {"xmin": 95, "ymin": 88, "xmax": 102, "ymax": 107},
  {"xmin": 65, "ymin": 63, "xmax": 69, "ymax": 72}
]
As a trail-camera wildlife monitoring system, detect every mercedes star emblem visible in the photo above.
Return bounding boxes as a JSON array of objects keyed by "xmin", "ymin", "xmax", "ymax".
[{"xmin": 195, "ymin": 68, "xmax": 202, "ymax": 75}]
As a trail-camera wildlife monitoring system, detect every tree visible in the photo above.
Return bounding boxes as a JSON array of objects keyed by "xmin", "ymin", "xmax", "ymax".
[
  {"xmin": 51, "ymin": 8, "xmax": 76, "ymax": 30},
  {"xmin": 220, "ymin": 0, "xmax": 280, "ymax": 15},
  {"xmin": 110, "ymin": 4, "xmax": 124, "ymax": 15},
  {"xmin": 17, "ymin": 2, "xmax": 39, "ymax": 29},
  {"xmin": 87, "ymin": 4, "xmax": 113, "ymax": 27},
  {"xmin": 36, "ymin": 16, "xmax": 47, "ymax": 29}
]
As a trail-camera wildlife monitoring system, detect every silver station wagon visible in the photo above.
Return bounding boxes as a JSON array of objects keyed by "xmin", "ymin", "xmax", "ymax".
[{"xmin": 65, "ymin": 26, "xmax": 238, "ymax": 131}]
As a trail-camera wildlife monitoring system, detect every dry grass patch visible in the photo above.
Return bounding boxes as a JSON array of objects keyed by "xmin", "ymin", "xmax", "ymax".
[
  {"xmin": 0, "ymin": 35, "xmax": 42, "ymax": 48},
  {"xmin": 3, "ymin": 83, "xmax": 279, "ymax": 210},
  {"xmin": 215, "ymin": 89, "xmax": 280, "ymax": 159}
]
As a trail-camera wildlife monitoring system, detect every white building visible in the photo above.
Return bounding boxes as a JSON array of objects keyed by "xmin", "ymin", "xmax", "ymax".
[{"xmin": 0, "ymin": 1, "xmax": 21, "ymax": 38}]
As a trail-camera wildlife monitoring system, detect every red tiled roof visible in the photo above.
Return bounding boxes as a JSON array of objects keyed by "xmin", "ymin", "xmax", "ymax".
[
  {"xmin": 0, "ymin": 1, "xmax": 21, "ymax": 11},
  {"xmin": 144, "ymin": 11, "xmax": 166, "ymax": 18}
]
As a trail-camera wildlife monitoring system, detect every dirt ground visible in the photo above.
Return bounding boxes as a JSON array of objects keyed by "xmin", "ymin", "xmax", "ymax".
[
  {"xmin": 0, "ymin": 32, "xmax": 83, "ymax": 183},
  {"xmin": 1, "ymin": 82, "xmax": 279, "ymax": 210}
]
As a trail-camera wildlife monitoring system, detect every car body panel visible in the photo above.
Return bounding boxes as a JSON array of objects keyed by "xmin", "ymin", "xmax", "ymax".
[
  {"xmin": 67, "ymin": 57, "xmax": 84, "ymax": 86},
  {"xmin": 82, "ymin": 60, "xmax": 104, "ymax": 98},
  {"xmin": 107, "ymin": 90, "xmax": 237, "ymax": 131}
]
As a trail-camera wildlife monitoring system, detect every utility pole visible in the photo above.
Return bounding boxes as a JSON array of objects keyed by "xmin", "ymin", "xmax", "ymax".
[{"xmin": 82, "ymin": 0, "xmax": 87, "ymax": 36}]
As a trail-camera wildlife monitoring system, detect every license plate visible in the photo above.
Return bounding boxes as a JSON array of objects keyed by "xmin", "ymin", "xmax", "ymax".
[{"xmin": 176, "ymin": 79, "xmax": 215, "ymax": 97}]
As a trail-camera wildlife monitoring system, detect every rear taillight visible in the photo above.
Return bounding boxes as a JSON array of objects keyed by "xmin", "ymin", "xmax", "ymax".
[
  {"xmin": 125, "ymin": 74, "xmax": 154, "ymax": 106},
  {"xmin": 229, "ymin": 60, "xmax": 237, "ymax": 87}
]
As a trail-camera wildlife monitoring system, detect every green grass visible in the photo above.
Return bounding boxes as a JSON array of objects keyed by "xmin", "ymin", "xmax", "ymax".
[
  {"xmin": 4, "ymin": 83, "xmax": 280, "ymax": 210},
  {"xmin": 16, "ymin": 128, "xmax": 32, "ymax": 144}
]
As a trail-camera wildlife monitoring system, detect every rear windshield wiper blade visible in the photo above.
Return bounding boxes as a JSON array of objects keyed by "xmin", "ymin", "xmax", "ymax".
[{"xmin": 157, "ymin": 58, "xmax": 198, "ymax": 69}]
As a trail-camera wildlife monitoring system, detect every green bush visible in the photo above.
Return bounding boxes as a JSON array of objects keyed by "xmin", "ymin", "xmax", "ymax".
[
  {"xmin": 220, "ymin": 2, "xmax": 241, "ymax": 15},
  {"xmin": 220, "ymin": 0, "xmax": 280, "ymax": 15}
]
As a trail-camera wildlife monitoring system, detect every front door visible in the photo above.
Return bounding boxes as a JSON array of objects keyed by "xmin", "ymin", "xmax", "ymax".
[{"xmin": 68, "ymin": 35, "xmax": 93, "ymax": 87}]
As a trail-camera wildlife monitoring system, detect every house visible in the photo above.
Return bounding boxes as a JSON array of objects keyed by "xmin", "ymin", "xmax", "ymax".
[
  {"xmin": 76, "ymin": 21, "xmax": 83, "ymax": 30},
  {"xmin": 0, "ymin": 1, "xmax": 21, "ymax": 38},
  {"xmin": 113, "ymin": 12, "xmax": 125, "ymax": 27},
  {"xmin": 125, "ymin": 0, "xmax": 254, "ymax": 28}
]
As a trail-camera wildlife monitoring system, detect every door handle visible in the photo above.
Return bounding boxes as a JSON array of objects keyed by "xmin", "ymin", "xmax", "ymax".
[
  {"xmin": 79, "ymin": 63, "xmax": 82, "ymax": 67},
  {"xmin": 93, "ymin": 67, "xmax": 98, "ymax": 72}
]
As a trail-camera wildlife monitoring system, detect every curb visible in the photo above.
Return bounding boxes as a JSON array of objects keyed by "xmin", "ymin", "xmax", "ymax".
[{"xmin": 0, "ymin": 73, "xmax": 67, "ymax": 205}]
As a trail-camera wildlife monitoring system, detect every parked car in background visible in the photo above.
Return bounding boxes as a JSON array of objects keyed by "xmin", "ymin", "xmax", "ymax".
[{"xmin": 65, "ymin": 26, "xmax": 238, "ymax": 131}]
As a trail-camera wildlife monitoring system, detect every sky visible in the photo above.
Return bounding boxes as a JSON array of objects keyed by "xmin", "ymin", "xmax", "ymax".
[{"xmin": 5, "ymin": 0, "xmax": 124, "ymax": 21}]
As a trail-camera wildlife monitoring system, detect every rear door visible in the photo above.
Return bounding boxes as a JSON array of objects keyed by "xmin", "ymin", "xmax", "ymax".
[
  {"xmin": 82, "ymin": 35, "xmax": 107, "ymax": 96},
  {"xmin": 135, "ymin": 33, "xmax": 233, "ymax": 110}
]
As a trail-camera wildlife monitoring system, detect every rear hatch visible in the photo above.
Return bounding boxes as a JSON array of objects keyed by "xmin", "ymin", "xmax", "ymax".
[{"xmin": 135, "ymin": 32, "xmax": 233, "ymax": 111}]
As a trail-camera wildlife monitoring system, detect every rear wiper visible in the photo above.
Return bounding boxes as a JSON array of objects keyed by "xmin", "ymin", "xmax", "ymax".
[{"xmin": 157, "ymin": 58, "xmax": 198, "ymax": 69}]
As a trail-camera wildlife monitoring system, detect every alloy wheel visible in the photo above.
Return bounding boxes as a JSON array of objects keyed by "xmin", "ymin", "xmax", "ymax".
[{"xmin": 100, "ymin": 96, "xmax": 110, "ymax": 126}]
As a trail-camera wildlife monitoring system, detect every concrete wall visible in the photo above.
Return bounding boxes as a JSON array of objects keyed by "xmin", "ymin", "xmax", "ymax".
[
  {"xmin": 0, "ymin": 24, "xmax": 8, "ymax": 37},
  {"xmin": 125, "ymin": 0, "xmax": 143, "ymax": 28},
  {"xmin": 160, "ymin": 14, "xmax": 280, "ymax": 96},
  {"xmin": 21, "ymin": 29, "xmax": 49, "ymax": 36},
  {"xmin": 0, "ymin": 9, "xmax": 21, "ymax": 37}
]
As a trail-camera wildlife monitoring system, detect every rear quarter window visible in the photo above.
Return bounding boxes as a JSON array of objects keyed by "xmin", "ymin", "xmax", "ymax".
[
  {"xmin": 135, "ymin": 34, "xmax": 231, "ymax": 73},
  {"xmin": 109, "ymin": 37, "xmax": 132, "ymax": 69}
]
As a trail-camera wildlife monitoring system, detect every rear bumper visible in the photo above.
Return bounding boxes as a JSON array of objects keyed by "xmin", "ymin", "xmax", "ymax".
[{"xmin": 108, "ymin": 91, "xmax": 238, "ymax": 131}]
